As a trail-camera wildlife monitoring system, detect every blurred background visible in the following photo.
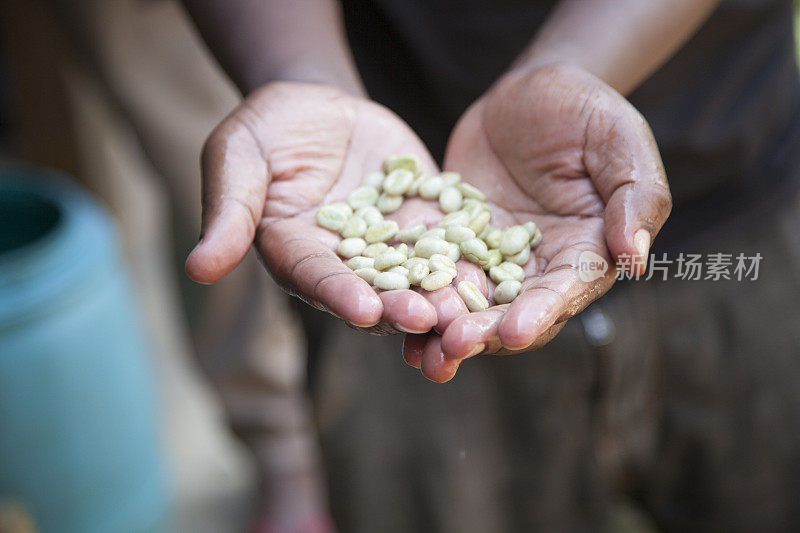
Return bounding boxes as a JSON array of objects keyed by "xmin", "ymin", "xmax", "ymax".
[{"xmin": 0, "ymin": 1, "xmax": 798, "ymax": 533}]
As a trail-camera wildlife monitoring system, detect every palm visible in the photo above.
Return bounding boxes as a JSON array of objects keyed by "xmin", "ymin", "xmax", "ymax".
[
  {"xmin": 188, "ymin": 83, "xmax": 444, "ymax": 333},
  {"xmin": 446, "ymin": 67, "xmax": 614, "ymax": 308},
  {"xmin": 404, "ymin": 65, "xmax": 671, "ymax": 381}
]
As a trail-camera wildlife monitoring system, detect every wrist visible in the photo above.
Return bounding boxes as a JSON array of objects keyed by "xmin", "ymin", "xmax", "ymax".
[
  {"xmin": 492, "ymin": 62, "xmax": 605, "ymax": 98},
  {"xmin": 239, "ymin": 63, "xmax": 366, "ymax": 99}
]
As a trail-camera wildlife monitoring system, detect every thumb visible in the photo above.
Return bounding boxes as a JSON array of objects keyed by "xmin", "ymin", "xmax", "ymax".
[
  {"xmin": 584, "ymin": 95, "xmax": 672, "ymax": 276},
  {"xmin": 185, "ymin": 117, "xmax": 269, "ymax": 284}
]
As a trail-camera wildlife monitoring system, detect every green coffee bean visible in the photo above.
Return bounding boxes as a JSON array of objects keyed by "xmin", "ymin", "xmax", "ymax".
[
  {"xmin": 382, "ymin": 169, "xmax": 415, "ymax": 196},
  {"xmin": 463, "ymin": 198, "xmax": 488, "ymax": 220},
  {"xmin": 457, "ymin": 182, "xmax": 487, "ymax": 201},
  {"xmin": 497, "ymin": 261, "xmax": 525, "ymax": 281},
  {"xmin": 523, "ymin": 221, "xmax": 537, "ymax": 236},
  {"xmin": 335, "ymin": 155, "xmax": 544, "ymax": 299},
  {"xmin": 499, "ymin": 225, "xmax": 529, "ymax": 256},
  {"xmin": 498, "ymin": 262, "xmax": 525, "ymax": 281},
  {"xmin": 383, "ymin": 154, "xmax": 421, "ymax": 175},
  {"xmin": 522, "ymin": 221, "xmax": 543, "ymax": 247},
  {"xmin": 344, "ymin": 155, "xmax": 543, "ymax": 296},
  {"xmin": 374, "ymin": 250, "xmax": 407, "ymax": 270},
  {"xmin": 340, "ymin": 216, "xmax": 367, "ymax": 238},
  {"xmin": 437, "ymin": 210, "xmax": 471, "ymax": 228},
  {"xmin": 362, "ymin": 242, "xmax": 389, "ymax": 258},
  {"xmin": 428, "ymin": 254, "xmax": 458, "ymax": 276},
  {"xmin": 413, "ymin": 237, "xmax": 451, "ymax": 258},
  {"xmin": 445, "ymin": 225, "xmax": 476, "ymax": 244},
  {"xmin": 420, "ymin": 228, "xmax": 446, "ymax": 240},
  {"xmin": 457, "ymin": 280, "xmax": 489, "ymax": 312},
  {"xmin": 354, "ymin": 267, "xmax": 379, "ymax": 284},
  {"xmin": 406, "ymin": 174, "xmax": 426, "ymax": 197},
  {"xmin": 355, "ymin": 206, "xmax": 383, "ymax": 226},
  {"xmin": 478, "ymin": 227, "xmax": 493, "ymax": 245},
  {"xmin": 362, "ymin": 171, "xmax": 385, "ymax": 189},
  {"xmin": 484, "ymin": 228, "xmax": 503, "ymax": 250},
  {"xmin": 419, "ymin": 175, "xmax": 445, "ymax": 200},
  {"xmin": 404, "ymin": 256, "xmax": 427, "ymax": 267},
  {"xmin": 468, "ymin": 210, "xmax": 491, "ymax": 235},
  {"xmin": 347, "ymin": 186, "xmax": 380, "ymax": 210},
  {"xmin": 420, "ymin": 270, "xmax": 455, "ymax": 291},
  {"xmin": 407, "ymin": 260, "xmax": 430, "ymax": 285},
  {"xmin": 338, "ymin": 237, "xmax": 367, "ymax": 258},
  {"xmin": 463, "ymin": 198, "xmax": 482, "ymax": 209},
  {"xmin": 316, "ymin": 205, "xmax": 349, "ymax": 231},
  {"xmin": 439, "ymin": 186, "xmax": 464, "ymax": 213},
  {"xmin": 388, "ymin": 265, "xmax": 410, "ymax": 277},
  {"xmin": 365, "ymin": 220, "xmax": 399, "ymax": 243},
  {"xmin": 446, "ymin": 242, "xmax": 462, "ymax": 263},
  {"xmin": 479, "ymin": 249, "xmax": 502, "ymax": 270},
  {"xmin": 346, "ymin": 256, "xmax": 375, "ymax": 270},
  {"xmin": 489, "ymin": 265, "xmax": 516, "ymax": 284},
  {"xmin": 505, "ymin": 245, "xmax": 530, "ymax": 266},
  {"xmin": 440, "ymin": 172, "xmax": 461, "ymax": 187},
  {"xmin": 460, "ymin": 238, "xmax": 489, "ymax": 264},
  {"xmin": 374, "ymin": 271, "xmax": 411, "ymax": 290},
  {"xmin": 494, "ymin": 280, "xmax": 521, "ymax": 304},
  {"xmin": 397, "ymin": 224, "xmax": 426, "ymax": 243},
  {"xmin": 376, "ymin": 193, "xmax": 403, "ymax": 214},
  {"xmin": 330, "ymin": 202, "xmax": 352, "ymax": 216},
  {"xmin": 529, "ymin": 227, "xmax": 543, "ymax": 248}
]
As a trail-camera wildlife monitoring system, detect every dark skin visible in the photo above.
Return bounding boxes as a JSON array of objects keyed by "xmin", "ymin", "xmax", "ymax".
[
  {"xmin": 185, "ymin": 68, "xmax": 668, "ymax": 383},
  {"xmin": 184, "ymin": 0, "xmax": 719, "ymax": 382},
  {"xmin": 404, "ymin": 64, "xmax": 671, "ymax": 381},
  {"xmin": 186, "ymin": 82, "xmax": 444, "ymax": 333}
]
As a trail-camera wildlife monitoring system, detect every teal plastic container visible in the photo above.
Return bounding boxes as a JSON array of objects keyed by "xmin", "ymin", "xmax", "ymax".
[{"xmin": 0, "ymin": 166, "xmax": 170, "ymax": 532}]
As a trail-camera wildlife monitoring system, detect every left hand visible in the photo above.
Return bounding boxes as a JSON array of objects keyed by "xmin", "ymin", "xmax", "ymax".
[{"xmin": 403, "ymin": 63, "xmax": 672, "ymax": 382}]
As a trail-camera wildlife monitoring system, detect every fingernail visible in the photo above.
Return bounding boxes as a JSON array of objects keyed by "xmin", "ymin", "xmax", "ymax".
[
  {"xmin": 634, "ymin": 228, "xmax": 650, "ymax": 273},
  {"xmin": 395, "ymin": 324, "xmax": 429, "ymax": 334},
  {"xmin": 634, "ymin": 229, "xmax": 651, "ymax": 258},
  {"xmin": 466, "ymin": 343, "xmax": 485, "ymax": 358}
]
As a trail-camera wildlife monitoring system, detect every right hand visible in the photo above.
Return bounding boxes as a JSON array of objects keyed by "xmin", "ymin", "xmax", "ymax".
[{"xmin": 185, "ymin": 82, "xmax": 445, "ymax": 333}]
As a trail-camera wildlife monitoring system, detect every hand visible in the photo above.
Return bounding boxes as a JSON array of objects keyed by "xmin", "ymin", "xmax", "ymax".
[
  {"xmin": 403, "ymin": 64, "xmax": 671, "ymax": 381},
  {"xmin": 186, "ymin": 82, "xmax": 445, "ymax": 334}
]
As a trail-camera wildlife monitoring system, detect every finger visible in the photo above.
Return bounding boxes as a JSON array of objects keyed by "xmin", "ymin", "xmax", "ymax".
[
  {"xmin": 186, "ymin": 117, "xmax": 269, "ymax": 283},
  {"xmin": 415, "ymin": 286, "xmax": 469, "ymax": 334},
  {"xmin": 379, "ymin": 290, "xmax": 438, "ymax": 334},
  {"xmin": 498, "ymin": 285, "xmax": 566, "ymax": 350},
  {"xmin": 454, "ymin": 260, "xmax": 489, "ymax": 297},
  {"xmin": 441, "ymin": 302, "xmax": 569, "ymax": 360},
  {"xmin": 441, "ymin": 300, "xmax": 571, "ymax": 359},
  {"xmin": 498, "ymin": 245, "xmax": 613, "ymax": 350},
  {"xmin": 258, "ymin": 221, "xmax": 383, "ymax": 327},
  {"xmin": 412, "ymin": 260, "xmax": 483, "ymax": 335},
  {"xmin": 492, "ymin": 321, "xmax": 566, "ymax": 355},
  {"xmin": 440, "ymin": 306, "xmax": 506, "ymax": 359},
  {"xmin": 402, "ymin": 333, "xmax": 428, "ymax": 369},
  {"xmin": 583, "ymin": 94, "xmax": 672, "ymax": 275},
  {"xmin": 420, "ymin": 335, "xmax": 461, "ymax": 383}
]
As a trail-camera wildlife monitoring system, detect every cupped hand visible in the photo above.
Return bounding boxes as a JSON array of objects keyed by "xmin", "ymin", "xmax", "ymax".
[
  {"xmin": 186, "ymin": 82, "xmax": 445, "ymax": 333},
  {"xmin": 404, "ymin": 64, "xmax": 672, "ymax": 381}
]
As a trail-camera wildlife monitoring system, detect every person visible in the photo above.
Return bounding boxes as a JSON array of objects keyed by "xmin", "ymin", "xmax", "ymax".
[{"xmin": 184, "ymin": 0, "xmax": 800, "ymax": 532}]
